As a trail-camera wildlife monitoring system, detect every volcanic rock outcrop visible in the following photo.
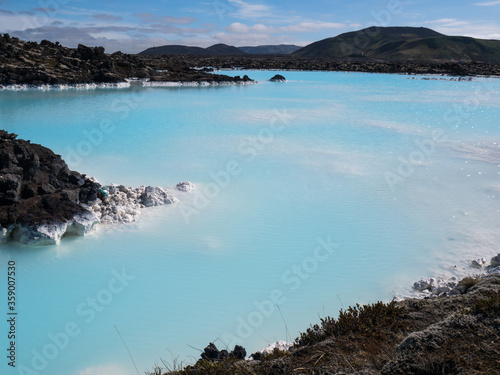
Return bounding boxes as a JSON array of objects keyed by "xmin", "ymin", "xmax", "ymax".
[
  {"xmin": 0, "ymin": 131, "xmax": 190, "ymax": 245},
  {"xmin": 0, "ymin": 34, "xmax": 254, "ymax": 86}
]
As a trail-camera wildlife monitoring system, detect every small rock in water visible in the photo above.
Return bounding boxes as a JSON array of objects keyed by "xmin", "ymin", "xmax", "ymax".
[
  {"xmin": 471, "ymin": 258, "xmax": 487, "ymax": 269},
  {"xmin": 139, "ymin": 186, "xmax": 176, "ymax": 207},
  {"xmin": 269, "ymin": 74, "xmax": 286, "ymax": 82},
  {"xmin": 490, "ymin": 253, "xmax": 500, "ymax": 267},
  {"xmin": 176, "ymin": 181, "xmax": 195, "ymax": 192},
  {"xmin": 413, "ymin": 277, "xmax": 460, "ymax": 297},
  {"xmin": 414, "ymin": 278, "xmax": 435, "ymax": 292}
]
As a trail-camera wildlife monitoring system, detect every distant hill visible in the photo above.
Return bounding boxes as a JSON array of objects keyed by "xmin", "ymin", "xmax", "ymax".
[
  {"xmin": 205, "ymin": 43, "xmax": 246, "ymax": 55},
  {"xmin": 140, "ymin": 43, "xmax": 245, "ymax": 56},
  {"xmin": 238, "ymin": 44, "xmax": 302, "ymax": 54},
  {"xmin": 140, "ymin": 45, "xmax": 207, "ymax": 56},
  {"xmin": 293, "ymin": 26, "xmax": 500, "ymax": 64}
]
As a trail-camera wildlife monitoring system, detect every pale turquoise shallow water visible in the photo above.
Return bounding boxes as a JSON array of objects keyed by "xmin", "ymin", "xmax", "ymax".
[{"xmin": 1, "ymin": 71, "xmax": 500, "ymax": 375}]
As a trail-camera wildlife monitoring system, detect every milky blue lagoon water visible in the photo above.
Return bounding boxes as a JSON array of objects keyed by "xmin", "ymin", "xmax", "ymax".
[{"xmin": 1, "ymin": 71, "xmax": 500, "ymax": 375}]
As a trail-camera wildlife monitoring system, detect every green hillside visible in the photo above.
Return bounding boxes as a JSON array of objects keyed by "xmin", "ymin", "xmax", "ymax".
[{"xmin": 294, "ymin": 26, "xmax": 500, "ymax": 63}]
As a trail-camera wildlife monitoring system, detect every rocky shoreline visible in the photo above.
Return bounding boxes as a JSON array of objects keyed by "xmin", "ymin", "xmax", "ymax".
[
  {"xmin": 411, "ymin": 254, "xmax": 500, "ymax": 298},
  {"xmin": 144, "ymin": 250, "xmax": 500, "ymax": 374},
  {"xmin": 2, "ymin": 33, "xmax": 499, "ymax": 88},
  {"xmin": 0, "ymin": 131, "xmax": 194, "ymax": 245},
  {"xmin": 152, "ymin": 271, "xmax": 500, "ymax": 375},
  {"xmin": 144, "ymin": 54, "xmax": 500, "ymax": 77},
  {"xmin": 0, "ymin": 34, "xmax": 254, "ymax": 86}
]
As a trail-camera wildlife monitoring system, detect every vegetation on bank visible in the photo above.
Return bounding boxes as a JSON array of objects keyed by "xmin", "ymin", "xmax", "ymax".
[{"xmin": 148, "ymin": 275, "xmax": 500, "ymax": 375}]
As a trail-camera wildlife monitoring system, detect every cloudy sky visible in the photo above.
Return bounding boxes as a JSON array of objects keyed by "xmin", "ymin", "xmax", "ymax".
[{"xmin": 0, "ymin": 0, "xmax": 499, "ymax": 53}]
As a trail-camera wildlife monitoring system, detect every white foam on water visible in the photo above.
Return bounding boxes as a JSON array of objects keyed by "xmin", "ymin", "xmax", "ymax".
[
  {"xmin": 141, "ymin": 80, "xmax": 255, "ymax": 87},
  {"xmin": 0, "ymin": 82, "xmax": 131, "ymax": 91}
]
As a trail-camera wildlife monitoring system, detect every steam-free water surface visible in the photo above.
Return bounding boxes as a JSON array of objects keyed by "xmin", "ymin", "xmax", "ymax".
[{"xmin": 1, "ymin": 71, "xmax": 500, "ymax": 375}]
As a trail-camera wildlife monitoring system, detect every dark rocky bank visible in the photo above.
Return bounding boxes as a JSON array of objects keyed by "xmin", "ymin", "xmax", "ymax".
[
  {"xmin": 0, "ymin": 130, "xmax": 100, "ymax": 226},
  {"xmin": 0, "ymin": 130, "xmax": 101, "ymax": 241},
  {"xmin": 0, "ymin": 34, "xmax": 253, "ymax": 86},
  {"xmin": 151, "ymin": 274, "xmax": 500, "ymax": 375},
  {"xmin": 145, "ymin": 54, "xmax": 500, "ymax": 77},
  {"xmin": 0, "ymin": 131, "xmax": 191, "ymax": 245},
  {"xmin": 1, "ymin": 33, "xmax": 500, "ymax": 87}
]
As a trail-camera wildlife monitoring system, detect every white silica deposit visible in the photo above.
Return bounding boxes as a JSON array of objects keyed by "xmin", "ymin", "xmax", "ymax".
[{"xmin": 2, "ymin": 180, "xmax": 195, "ymax": 246}]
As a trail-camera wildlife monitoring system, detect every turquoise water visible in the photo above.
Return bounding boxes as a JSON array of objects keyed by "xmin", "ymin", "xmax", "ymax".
[{"xmin": 1, "ymin": 71, "xmax": 500, "ymax": 375}]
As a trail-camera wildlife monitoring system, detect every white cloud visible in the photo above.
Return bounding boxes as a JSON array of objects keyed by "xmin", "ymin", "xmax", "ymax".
[
  {"xmin": 280, "ymin": 21, "xmax": 345, "ymax": 33},
  {"xmin": 424, "ymin": 18, "xmax": 500, "ymax": 39},
  {"xmin": 10, "ymin": 22, "xmax": 220, "ymax": 53},
  {"xmin": 228, "ymin": 0, "xmax": 271, "ymax": 19},
  {"xmin": 0, "ymin": 13, "xmax": 38, "ymax": 31},
  {"xmin": 220, "ymin": 19, "xmax": 347, "ymax": 47},
  {"xmin": 431, "ymin": 18, "xmax": 461, "ymax": 24},
  {"xmin": 226, "ymin": 21, "xmax": 345, "ymax": 35},
  {"xmin": 0, "ymin": 0, "xmax": 349, "ymax": 53},
  {"xmin": 428, "ymin": 18, "xmax": 469, "ymax": 27},
  {"xmin": 212, "ymin": 31, "xmax": 293, "ymax": 47},
  {"xmin": 226, "ymin": 22, "xmax": 271, "ymax": 33},
  {"xmin": 0, "ymin": 5, "xmax": 212, "ymax": 53},
  {"xmin": 474, "ymin": 1, "xmax": 500, "ymax": 5}
]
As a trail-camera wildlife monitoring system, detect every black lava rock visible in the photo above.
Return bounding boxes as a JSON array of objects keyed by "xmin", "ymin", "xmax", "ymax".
[
  {"xmin": 201, "ymin": 343, "xmax": 220, "ymax": 360},
  {"xmin": 231, "ymin": 345, "xmax": 247, "ymax": 360},
  {"xmin": 0, "ymin": 131, "xmax": 100, "ymax": 227},
  {"xmin": 197, "ymin": 342, "xmax": 247, "ymax": 363},
  {"xmin": 269, "ymin": 74, "xmax": 286, "ymax": 82}
]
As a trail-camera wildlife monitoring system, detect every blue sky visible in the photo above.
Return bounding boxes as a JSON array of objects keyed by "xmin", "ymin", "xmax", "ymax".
[{"xmin": 0, "ymin": 0, "xmax": 499, "ymax": 53}]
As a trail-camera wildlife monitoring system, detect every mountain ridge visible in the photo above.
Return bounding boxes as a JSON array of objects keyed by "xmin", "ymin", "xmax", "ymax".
[
  {"xmin": 140, "ymin": 43, "xmax": 302, "ymax": 56},
  {"xmin": 139, "ymin": 43, "xmax": 246, "ymax": 56},
  {"xmin": 238, "ymin": 44, "xmax": 302, "ymax": 54},
  {"xmin": 293, "ymin": 26, "xmax": 500, "ymax": 63},
  {"xmin": 139, "ymin": 27, "xmax": 500, "ymax": 63}
]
